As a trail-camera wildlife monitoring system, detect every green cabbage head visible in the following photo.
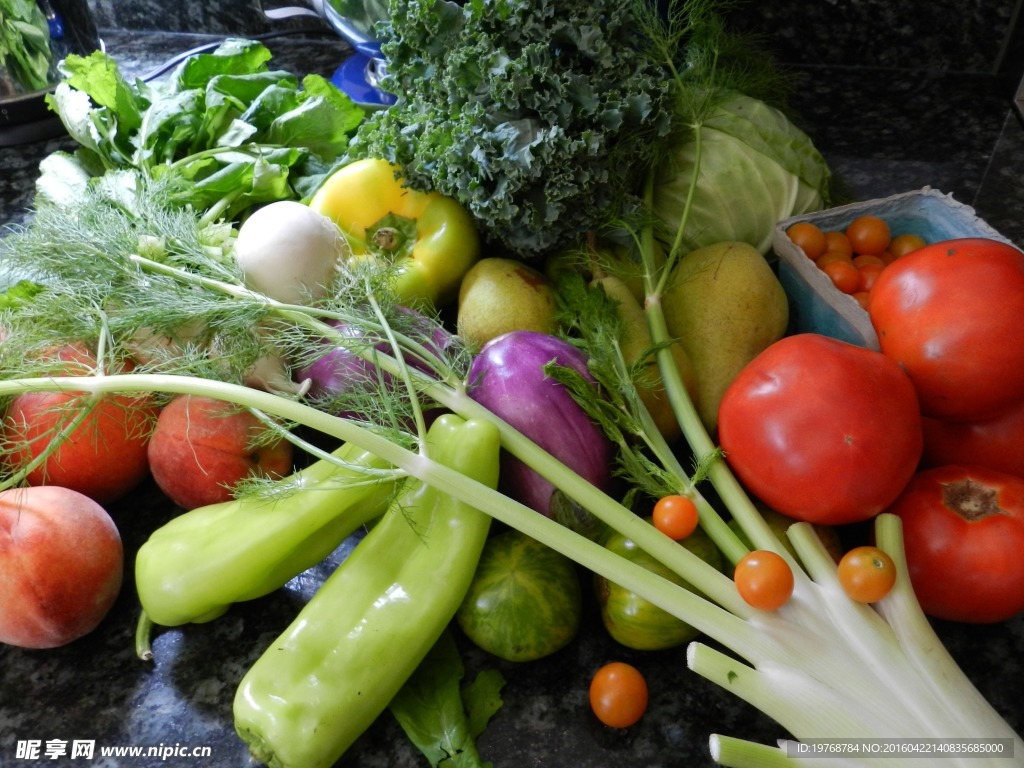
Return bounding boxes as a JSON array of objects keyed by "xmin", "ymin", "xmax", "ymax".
[{"xmin": 653, "ymin": 92, "xmax": 832, "ymax": 255}]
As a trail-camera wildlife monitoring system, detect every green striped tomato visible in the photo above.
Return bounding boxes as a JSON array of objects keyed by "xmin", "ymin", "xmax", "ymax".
[{"xmin": 456, "ymin": 529, "xmax": 582, "ymax": 662}]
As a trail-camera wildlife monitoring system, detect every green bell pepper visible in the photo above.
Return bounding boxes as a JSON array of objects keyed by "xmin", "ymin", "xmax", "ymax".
[
  {"xmin": 233, "ymin": 413, "xmax": 500, "ymax": 768},
  {"xmin": 134, "ymin": 440, "xmax": 397, "ymax": 627}
]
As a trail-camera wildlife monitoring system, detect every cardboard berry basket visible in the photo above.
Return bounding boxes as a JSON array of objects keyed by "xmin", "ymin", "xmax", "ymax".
[{"xmin": 774, "ymin": 187, "xmax": 1016, "ymax": 351}]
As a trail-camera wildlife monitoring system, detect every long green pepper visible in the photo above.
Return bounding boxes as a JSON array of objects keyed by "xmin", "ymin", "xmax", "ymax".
[
  {"xmin": 135, "ymin": 440, "xmax": 398, "ymax": 627},
  {"xmin": 233, "ymin": 414, "xmax": 501, "ymax": 768}
]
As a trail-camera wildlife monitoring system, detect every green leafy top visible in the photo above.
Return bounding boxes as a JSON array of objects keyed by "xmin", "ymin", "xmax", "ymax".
[
  {"xmin": 347, "ymin": 0, "xmax": 674, "ymax": 259},
  {"xmin": 0, "ymin": 0, "xmax": 53, "ymax": 92},
  {"xmin": 41, "ymin": 39, "xmax": 366, "ymax": 224}
]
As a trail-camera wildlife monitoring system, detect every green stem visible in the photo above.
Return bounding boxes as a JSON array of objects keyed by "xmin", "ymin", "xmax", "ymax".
[
  {"xmin": 709, "ymin": 735, "xmax": 800, "ymax": 768},
  {"xmin": 0, "ymin": 371, "xmax": 758, "ymax": 637},
  {"xmin": 130, "ymin": 253, "xmax": 753, "ymax": 616},
  {"xmin": 135, "ymin": 609, "xmax": 154, "ymax": 661},
  {"xmin": 688, "ymin": 643, "xmax": 918, "ymax": 761},
  {"xmin": 873, "ymin": 515, "xmax": 1024, "ymax": 755}
]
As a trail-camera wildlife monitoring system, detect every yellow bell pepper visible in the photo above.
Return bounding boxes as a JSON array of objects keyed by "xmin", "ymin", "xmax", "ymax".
[{"xmin": 308, "ymin": 158, "xmax": 480, "ymax": 310}]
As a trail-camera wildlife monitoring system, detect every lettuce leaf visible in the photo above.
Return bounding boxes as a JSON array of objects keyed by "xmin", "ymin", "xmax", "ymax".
[{"xmin": 40, "ymin": 39, "xmax": 366, "ymax": 223}]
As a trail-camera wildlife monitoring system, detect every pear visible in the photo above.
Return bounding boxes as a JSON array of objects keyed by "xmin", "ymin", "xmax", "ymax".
[
  {"xmin": 661, "ymin": 241, "xmax": 789, "ymax": 435},
  {"xmin": 593, "ymin": 274, "xmax": 697, "ymax": 442},
  {"xmin": 457, "ymin": 257, "xmax": 558, "ymax": 350}
]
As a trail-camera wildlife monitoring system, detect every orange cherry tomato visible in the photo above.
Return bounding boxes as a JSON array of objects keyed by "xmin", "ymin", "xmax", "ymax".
[
  {"xmin": 787, "ymin": 221, "xmax": 827, "ymax": 260},
  {"xmin": 652, "ymin": 494, "xmax": 700, "ymax": 540},
  {"xmin": 852, "ymin": 291, "xmax": 870, "ymax": 309},
  {"xmin": 845, "ymin": 215, "xmax": 891, "ymax": 256},
  {"xmin": 852, "ymin": 254, "xmax": 886, "ymax": 270},
  {"xmin": 888, "ymin": 232, "xmax": 927, "ymax": 259},
  {"xmin": 837, "ymin": 546, "xmax": 897, "ymax": 603},
  {"xmin": 816, "ymin": 251, "xmax": 852, "ymax": 268},
  {"xmin": 823, "ymin": 230, "xmax": 853, "ymax": 258},
  {"xmin": 734, "ymin": 549, "xmax": 794, "ymax": 610},
  {"xmin": 821, "ymin": 259, "xmax": 861, "ymax": 294},
  {"xmin": 589, "ymin": 661, "xmax": 649, "ymax": 728},
  {"xmin": 857, "ymin": 263, "xmax": 885, "ymax": 292}
]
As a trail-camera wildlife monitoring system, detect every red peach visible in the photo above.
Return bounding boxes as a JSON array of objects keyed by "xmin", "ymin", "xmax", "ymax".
[
  {"xmin": 147, "ymin": 395, "xmax": 294, "ymax": 510},
  {"xmin": 2, "ymin": 347, "xmax": 158, "ymax": 504},
  {"xmin": 0, "ymin": 486, "xmax": 124, "ymax": 649}
]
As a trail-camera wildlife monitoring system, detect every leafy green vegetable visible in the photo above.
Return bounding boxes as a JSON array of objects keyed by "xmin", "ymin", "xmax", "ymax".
[
  {"xmin": 652, "ymin": 91, "xmax": 832, "ymax": 255},
  {"xmin": 347, "ymin": 0, "xmax": 674, "ymax": 258},
  {"xmin": 41, "ymin": 39, "xmax": 366, "ymax": 223},
  {"xmin": 387, "ymin": 625, "xmax": 504, "ymax": 767},
  {"xmin": 0, "ymin": 0, "xmax": 52, "ymax": 92},
  {"xmin": 631, "ymin": 1, "xmax": 831, "ymax": 256}
]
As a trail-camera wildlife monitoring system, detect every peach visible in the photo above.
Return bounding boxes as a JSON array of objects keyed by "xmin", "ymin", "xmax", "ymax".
[
  {"xmin": 2, "ymin": 347, "xmax": 158, "ymax": 504},
  {"xmin": 0, "ymin": 486, "xmax": 124, "ymax": 649},
  {"xmin": 147, "ymin": 394, "xmax": 294, "ymax": 510}
]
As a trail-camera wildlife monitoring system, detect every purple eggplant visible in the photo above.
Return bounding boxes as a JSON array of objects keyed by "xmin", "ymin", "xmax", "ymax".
[
  {"xmin": 295, "ymin": 308, "xmax": 454, "ymax": 417},
  {"xmin": 466, "ymin": 330, "xmax": 615, "ymax": 517}
]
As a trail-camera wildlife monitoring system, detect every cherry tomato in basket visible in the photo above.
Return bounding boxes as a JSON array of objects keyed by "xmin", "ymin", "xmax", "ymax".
[
  {"xmin": 845, "ymin": 215, "xmax": 891, "ymax": 256},
  {"xmin": 734, "ymin": 549, "xmax": 794, "ymax": 610},
  {"xmin": 837, "ymin": 546, "xmax": 896, "ymax": 603},
  {"xmin": 718, "ymin": 334, "xmax": 923, "ymax": 525},
  {"xmin": 786, "ymin": 221, "xmax": 827, "ymax": 260},
  {"xmin": 823, "ymin": 230, "xmax": 854, "ymax": 258},
  {"xmin": 856, "ymin": 262, "xmax": 885, "ymax": 293},
  {"xmin": 589, "ymin": 662, "xmax": 649, "ymax": 728},
  {"xmin": 652, "ymin": 494, "xmax": 699, "ymax": 540},
  {"xmin": 888, "ymin": 465, "xmax": 1024, "ymax": 623},
  {"xmin": 867, "ymin": 238, "xmax": 1024, "ymax": 421},
  {"xmin": 888, "ymin": 232, "xmax": 927, "ymax": 259},
  {"xmin": 821, "ymin": 259, "xmax": 861, "ymax": 294}
]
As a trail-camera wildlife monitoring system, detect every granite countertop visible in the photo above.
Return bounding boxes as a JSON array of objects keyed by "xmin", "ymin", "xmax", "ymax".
[{"xmin": 1, "ymin": 26, "xmax": 1023, "ymax": 768}]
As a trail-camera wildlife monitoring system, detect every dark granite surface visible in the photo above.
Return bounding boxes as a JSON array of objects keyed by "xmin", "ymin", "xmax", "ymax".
[{"xmin": 2, "ymin": 8, "xmax": 1024, "ymax": 768}]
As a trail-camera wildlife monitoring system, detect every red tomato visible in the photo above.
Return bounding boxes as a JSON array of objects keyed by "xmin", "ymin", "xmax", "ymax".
[
  {"xmin": 718, "ymin": 334, "xmax": 922, "ymax": 525},
  {"xmin": 867, "ymin": 238, "xmax": 1024, "ymax": 421},
  {"xmin": 888, "ymin": 465, "xmax": 1024, "ymax": 623},
  {"xmin": 921, "ymin": 398, "xmax": 1024, "ymax": 478}
]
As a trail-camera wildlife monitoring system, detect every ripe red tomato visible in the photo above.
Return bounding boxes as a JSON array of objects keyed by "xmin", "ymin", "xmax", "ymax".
[
  {"xmin": 887, "ymin": 465, "xmax": 1024, "ymax": 623},
  {"xmin": 718, "ymin": 334, "xmax": 922, "ymax": 525},
  {"xmin": 867, "ymin": 238, "xmax": 1024, "ymax": 421},
  {"xmin": 921, "ymin": 398, "xmax": 1024, "ymax": 478}
]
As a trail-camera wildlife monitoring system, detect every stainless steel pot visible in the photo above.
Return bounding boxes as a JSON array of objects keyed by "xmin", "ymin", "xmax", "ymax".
[{"xmin": 0, "ymin": 0, "xmax": 102, "ymax": 145}]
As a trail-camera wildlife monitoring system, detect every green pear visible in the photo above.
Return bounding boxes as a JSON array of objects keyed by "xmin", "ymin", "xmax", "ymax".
[
  {"xmin": 592, "ymin": 274, "xmax": 697, "ymax": 442},
  {"xmin": 662, "ymin": 241, "xmax": 789, "ymax": 435},
  {"xmin": 457, "ymin": 257, "xmax": 558, "ymax": 350}
]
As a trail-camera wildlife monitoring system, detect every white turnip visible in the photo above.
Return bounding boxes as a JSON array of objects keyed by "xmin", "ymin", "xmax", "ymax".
[{"xmin": 234, "ymin": 201, "xmax": 347, "ymax": 305}]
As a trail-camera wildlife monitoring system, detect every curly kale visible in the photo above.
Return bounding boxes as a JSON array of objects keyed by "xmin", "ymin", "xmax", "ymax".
[{"xmin": 348, "ymin": 0, "xmax": 674, "ymax": 259}]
